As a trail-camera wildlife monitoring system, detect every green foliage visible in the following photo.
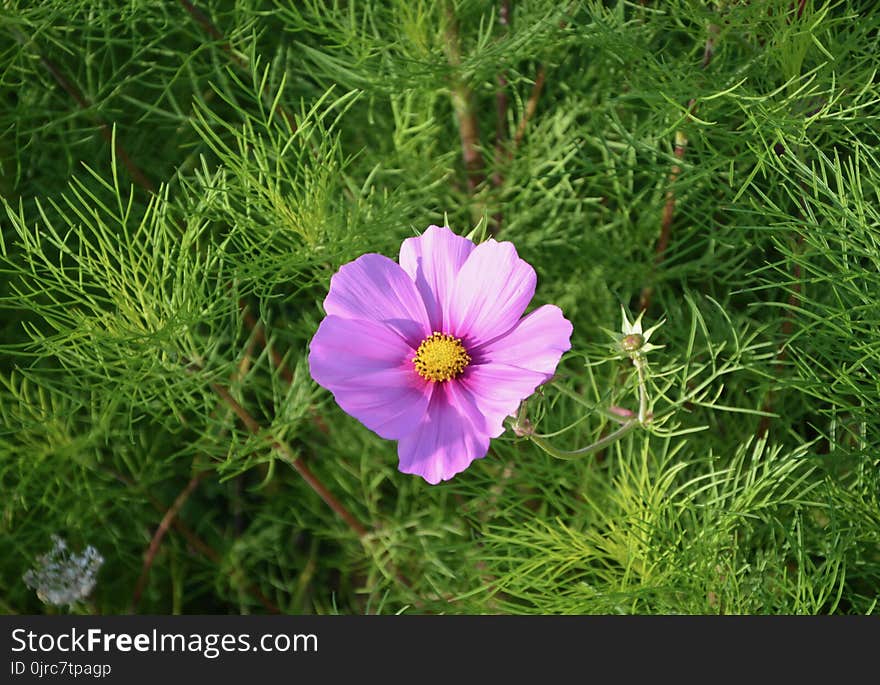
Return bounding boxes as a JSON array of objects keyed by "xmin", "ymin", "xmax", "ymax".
[{"xmin": 1, "ymin": 0, "xmax": 878, "ymax": 615}]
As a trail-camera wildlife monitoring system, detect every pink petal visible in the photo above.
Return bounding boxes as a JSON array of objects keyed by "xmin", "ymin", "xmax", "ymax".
[
  {"xmin": 445, "ymin": 239, "xmax": 537, "ymax": 346},
  {"xmin": 323, "ymin": 253, "xmax": 430, "ymax": 347},
  {"xmin": 396, "ymin": 383, "xmax": 490, "ymax": 484},
  {"xmin": 458, "ymin": 363, "xmax": 550, "ymax": 438},
  {"xmin": 309, "ymin": 315, "xmax": 431, "ymax": 440},
  {"xmin": 473, "ymin": 304, "xmax": 573, "ymax": 380},
  {"xmin": 399, "ymin": 225, "xmax": 476, "ymax": 331}
]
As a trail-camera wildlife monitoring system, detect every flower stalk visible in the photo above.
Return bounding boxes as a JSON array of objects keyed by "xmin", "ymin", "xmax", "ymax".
[
  {"xmin": 527, "ymin": 417, "xmax": 642, "ymax": 461},
  {"xmin": 524, "ymin": 308, "xmax": 661, "ymax": 461}
]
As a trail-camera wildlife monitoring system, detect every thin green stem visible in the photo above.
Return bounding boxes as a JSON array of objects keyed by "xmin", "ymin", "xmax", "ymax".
[
  {"xmin": 528, "ymin": 418, "xmax": 641, "ymax": 460},
  {"xmin": 635, "ymin": 356, "xmax": 649, "ymax": 425},
  {"xmin": 528, "ymin": 354, "xmax": 653, "ymax": 460}
]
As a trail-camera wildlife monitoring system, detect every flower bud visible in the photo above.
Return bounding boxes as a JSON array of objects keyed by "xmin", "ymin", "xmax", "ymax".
[
  {"xmin": 614, "ymin": 306, "xmax": 665, "ymax": 360},
  {"xmin": 621, "ymin": 333, "xmax": 644, "ymax": 353}
]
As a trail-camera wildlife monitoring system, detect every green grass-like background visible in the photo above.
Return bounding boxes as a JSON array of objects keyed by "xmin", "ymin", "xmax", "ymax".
[{"xmin": 2, "ymin": 0, "xmax": 879, "ymax": 615}]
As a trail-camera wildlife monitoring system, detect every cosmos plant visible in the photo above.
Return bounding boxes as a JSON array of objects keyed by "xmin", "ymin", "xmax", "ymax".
[{"xmin": 308, "ymin": 225, "xmax": 573, "ymax": 484}]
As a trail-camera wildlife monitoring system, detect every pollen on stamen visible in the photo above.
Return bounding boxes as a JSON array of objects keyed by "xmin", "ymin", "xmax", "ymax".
[{"xmin": 413, "ymin": 332, "xmax": 471, "ymax": 382}]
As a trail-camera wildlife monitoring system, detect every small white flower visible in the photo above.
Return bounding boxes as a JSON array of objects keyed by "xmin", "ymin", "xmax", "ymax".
[{"xmin": 23, "ymin": 535, "xmax": 104, "ymax": 607}]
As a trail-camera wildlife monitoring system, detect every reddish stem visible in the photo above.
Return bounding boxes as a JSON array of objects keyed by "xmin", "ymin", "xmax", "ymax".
[
  {"xmin": 38, "ymin": 55, "xmax": 157, "ymax": 194},
  {"xmin": 639, "ymin": 24, "xmax": 716, "ymax": 312},
  {"xmin": 210, "ymin": 382, "xmax": 369, "ymax": 539},
  {"xmin": 131, "ymin": 472, "xmax": 208, "ymax": 610},
  {"xmin": 512, "ymin": 66, "xmax": 546, "ymax": 150}
]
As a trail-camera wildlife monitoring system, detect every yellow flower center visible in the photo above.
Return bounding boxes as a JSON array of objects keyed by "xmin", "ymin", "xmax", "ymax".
[{"xmin": 413, "ymin": 332, "xmax": 471, "ymax": 383}]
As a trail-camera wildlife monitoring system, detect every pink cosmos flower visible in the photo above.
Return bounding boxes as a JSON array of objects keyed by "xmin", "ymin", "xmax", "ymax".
[{"xmin": 308, "ymin": 225, "xmax": 573, "ymax": 484}]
